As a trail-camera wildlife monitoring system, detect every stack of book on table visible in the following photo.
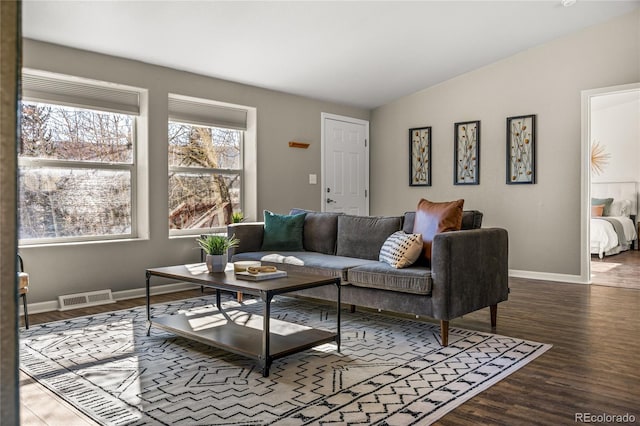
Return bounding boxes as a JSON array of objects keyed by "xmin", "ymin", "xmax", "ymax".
[{"xmin": 234, "ymin": 263, "xmax": 287, "ymax": 281}]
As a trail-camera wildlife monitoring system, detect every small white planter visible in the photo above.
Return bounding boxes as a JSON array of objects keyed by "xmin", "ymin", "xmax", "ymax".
[{"xmin": 205, "ymin": 254, "xmax": 227, "ymax": 273}]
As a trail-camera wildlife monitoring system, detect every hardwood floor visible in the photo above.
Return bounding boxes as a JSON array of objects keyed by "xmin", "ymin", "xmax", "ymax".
[
  {"xmin": 19, "ymin": 278, "xmax": 640, "ymax": 425},
  {"xmin": 591, "ymin": 248, "xmax": 640, "ymax": 290},
  {"xmin": 20, "ymin": 371, "xmax": 97, "ymax": 426}
]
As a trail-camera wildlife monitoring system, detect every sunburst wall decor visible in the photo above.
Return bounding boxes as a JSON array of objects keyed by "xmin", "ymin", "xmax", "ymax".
[{"xmin": 590, "ymin": 140, "xmax": 610, "ymax": 175}]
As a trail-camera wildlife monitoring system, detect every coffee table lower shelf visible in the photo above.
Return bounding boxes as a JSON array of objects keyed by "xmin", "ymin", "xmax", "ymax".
[
  {"xmin": 145, "ymin": 264, "xmax": 341, "ymax": 377},
  {"xmin": 150, "ymin": 309, "xmax": 337, "ymax": 373}
]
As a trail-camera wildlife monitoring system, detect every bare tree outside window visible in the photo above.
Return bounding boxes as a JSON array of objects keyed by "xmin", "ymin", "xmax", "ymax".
[
  {"xmin": 168, "ymin": 123, "xmax": 241, "ymax": 232},
  {"xmin": 18, "ymin": 102, "xmax": 134, "ymax": 241},
  {"xmin": 20, "ymin": 103, "xmax": 132, "ymax": 162}
]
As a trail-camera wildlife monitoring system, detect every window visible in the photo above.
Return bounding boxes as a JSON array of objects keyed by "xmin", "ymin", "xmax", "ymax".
[
  {"xmin": 168, "ymin": 94, "xmax": 246, "ymax": 236},
  {"xmin": 19, "ymin": 70, "xmax": 141, "ymax": 244}
]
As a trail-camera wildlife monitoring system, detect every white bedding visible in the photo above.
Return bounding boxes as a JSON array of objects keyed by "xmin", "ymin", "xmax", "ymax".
[{"xmin": 590, "ymin": 216, "xmax": 637, "ymax": 258}]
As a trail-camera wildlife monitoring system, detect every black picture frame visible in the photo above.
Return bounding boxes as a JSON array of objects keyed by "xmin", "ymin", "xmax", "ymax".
[
  {"xmin": 454, "ymin": 120, "xmax": 480, "ymax": 185},
  {"xmin": 409, "ymin": 126, "xmax": 431, "ymax": 186},
  {"xmin": 506, "ymin": 114, "xmax": 536, "ymax": 184}
]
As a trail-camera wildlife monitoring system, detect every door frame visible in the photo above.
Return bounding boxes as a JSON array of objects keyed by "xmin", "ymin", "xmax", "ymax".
[
  {"xmin": 1, "ymin": 0, "xmax": 21, "ymax": 421},
  {"xmin": 320, "ymin": 112, "xmax": 370, "ymax": 214},
  {"xmin": 580, "ymin": 82, "xmax": 640, "ymax": 284}
]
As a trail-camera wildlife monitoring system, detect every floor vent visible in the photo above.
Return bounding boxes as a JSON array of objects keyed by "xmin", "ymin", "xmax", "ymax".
[{"xmin": 58, "ymin": 289, "xmax": 115, "ymax": 311}]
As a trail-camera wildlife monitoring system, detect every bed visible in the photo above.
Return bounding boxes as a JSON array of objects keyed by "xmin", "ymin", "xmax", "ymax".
[{"xmin": 591, "ymin": 182, "xmax": 639, "ymax": 258}]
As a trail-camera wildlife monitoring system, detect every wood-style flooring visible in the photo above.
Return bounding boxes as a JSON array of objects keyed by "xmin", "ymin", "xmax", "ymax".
[
  {"xmin": 591, "ymin": 249, "xmax": 640, "ymax": 290},
  {"xmin": 19, "ymin": 272, "xmax": 640, "ymax": 425}
]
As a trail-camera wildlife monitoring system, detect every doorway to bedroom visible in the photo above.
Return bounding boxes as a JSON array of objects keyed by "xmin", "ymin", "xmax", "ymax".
[{"xmin": 585, "ymin": 84, "xmax": 640, "ymax": 290}]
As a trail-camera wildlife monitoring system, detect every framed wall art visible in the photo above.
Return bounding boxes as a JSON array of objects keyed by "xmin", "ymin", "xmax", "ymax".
[
  {"xmin": 454, "ymin": 120, "xmax": 480, "ymax": 185},
  {"xmin": 409, "ymin": 126, "xmax": 431, "ymax": 186},
  {"xmin": 506, "ymin": 114, "xmax": 536, "ymax": 184}
]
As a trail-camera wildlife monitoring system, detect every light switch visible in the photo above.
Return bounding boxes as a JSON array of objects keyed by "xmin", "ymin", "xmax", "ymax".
[{"xmin": 309, "ymin": 174, "xmax": 317, "ymax": 184}]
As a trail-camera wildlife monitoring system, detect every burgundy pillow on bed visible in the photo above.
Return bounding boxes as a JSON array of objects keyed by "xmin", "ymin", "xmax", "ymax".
[{"xmin": 413, "ymin": 198, "xmax": 464, "ymax": 263}]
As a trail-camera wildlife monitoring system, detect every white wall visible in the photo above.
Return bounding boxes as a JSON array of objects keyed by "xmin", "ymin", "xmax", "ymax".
[
  {"xmin": 21, "ymin": 39, "xmax": 369, "ymax": 304},
  {"xmin": 591, "ymin": 91, "xmax": 640, "ymax": 183},
  {"xmin": 370, "ymin": 10, "xmax": 640, "ymax": 277}
]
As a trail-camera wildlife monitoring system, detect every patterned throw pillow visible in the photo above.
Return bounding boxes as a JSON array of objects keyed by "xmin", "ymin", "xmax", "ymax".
[{"xmin": 379, "ymin": 231, "xmax": 424, "ymax": 269}]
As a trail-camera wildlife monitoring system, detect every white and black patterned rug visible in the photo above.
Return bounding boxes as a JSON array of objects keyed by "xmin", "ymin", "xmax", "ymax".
[{"xmin": 20, "ymin": 295, "xmax": 550, "ymax": 425}]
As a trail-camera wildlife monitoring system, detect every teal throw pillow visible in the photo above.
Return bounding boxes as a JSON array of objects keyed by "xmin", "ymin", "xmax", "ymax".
[
  {"xmin": 261, "ymin": 210, "xmax": 306, "ymax": 251},
  {"xmin": 591, "ymin": 197, "xmax": 614, "ymax": 216}
]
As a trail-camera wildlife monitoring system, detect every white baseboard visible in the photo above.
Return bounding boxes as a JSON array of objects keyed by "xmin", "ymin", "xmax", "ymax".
[
  {"xmin": 113, "ymin": 282, "xmax": 196, "ymax": 301},
  {"xmin": 509, "ymin": 269, "xmax": 588, "ymax": 285},
  {"xmin": 25, "ymin": 300, "xmax": 59, "ymax": 315},
  {"xmin": 26, "ymin": 281, "xmax": 197, "ymax": 315}
]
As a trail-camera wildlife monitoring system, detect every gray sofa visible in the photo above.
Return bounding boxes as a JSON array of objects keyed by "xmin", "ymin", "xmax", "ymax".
[{"xmin": 228, "ymin": 209, "xmax": 509, "ymax": 346}]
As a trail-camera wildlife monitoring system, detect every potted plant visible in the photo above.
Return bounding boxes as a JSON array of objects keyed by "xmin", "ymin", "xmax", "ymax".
[
  {"xmin": 231, "ymin": 211, "xmax": 244, "ymax": 223},
  {"xmin": 197, "ymin": 234, "xmax": 240, "ymax": 273}
]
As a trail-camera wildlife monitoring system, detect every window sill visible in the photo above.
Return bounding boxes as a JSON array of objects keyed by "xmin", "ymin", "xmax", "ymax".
[{"xmin": 19, "ymin": 236, "xmax": 150, "ymax": 249}]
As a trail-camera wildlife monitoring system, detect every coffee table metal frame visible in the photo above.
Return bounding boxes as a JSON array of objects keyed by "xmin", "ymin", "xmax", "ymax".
[{"xmin": 145, "ymin": 264, "xmax": 341, "ymax": 377}]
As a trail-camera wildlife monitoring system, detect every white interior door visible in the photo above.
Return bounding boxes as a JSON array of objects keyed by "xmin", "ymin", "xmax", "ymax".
[{"xmin": 322, "ymin": 114, "xmax": 369, "ymax": 215}]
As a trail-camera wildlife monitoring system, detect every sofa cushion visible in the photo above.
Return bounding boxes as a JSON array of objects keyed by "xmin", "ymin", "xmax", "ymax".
[
  {"xmin": 403, "ymin": 212, "xmax": 416, "ymax": 233},
  {"xmin": 379, "ymin": 231, "xmax": 423, "ymax": 268},
  {"xmin": 289, "ymin": 208, "xmax": 341, "ymax": 255},
  {"xmin": 336, "ymin": 215, "xmax": 402, "ymax": 260},
  {"xmin": 413, "ymin": 198, "xmax": 464, "ymax": 263},
  {"xmin": 231, "ymin": 251, "xmax": 377, "ymax": 282},
  {"xmin": 461, "ymin": 210, "xmax": 483, "ymax": 230},
  {"xmin": 261, "ymin": 210, "xmax": 306, "ymax": 251},
  {"xmin": 348, "ymin": 262, "xmax": 432, "ymax": 295},
  {"xmin": 403, "ymin": 210, "xmax": 482, "ymax": 233}
]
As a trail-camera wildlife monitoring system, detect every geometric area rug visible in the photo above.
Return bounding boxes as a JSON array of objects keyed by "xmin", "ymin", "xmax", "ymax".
[{"xmin": 20, "ymin": 295, "xmax": 551, "ymax": 425}]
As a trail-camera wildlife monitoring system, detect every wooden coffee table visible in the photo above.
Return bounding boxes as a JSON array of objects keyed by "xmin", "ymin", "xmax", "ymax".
[{"xmin": 145, "ymin": 263, "xmax": 341, "ymax": 377}]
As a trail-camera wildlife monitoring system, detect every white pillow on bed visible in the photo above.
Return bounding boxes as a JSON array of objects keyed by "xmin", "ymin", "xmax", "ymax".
[{"xmin": 608, "ymin": 200, "xmax": 631, "ymax": 217}]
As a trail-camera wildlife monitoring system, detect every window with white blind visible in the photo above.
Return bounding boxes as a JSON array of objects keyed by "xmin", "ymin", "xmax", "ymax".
[
  {"xmin": 168, "ymin": 94, "xmax": 246, "ymax": 236},
  {"xmin": 18, "ymin": 70, "xmax": 143, "ymax": 244}
]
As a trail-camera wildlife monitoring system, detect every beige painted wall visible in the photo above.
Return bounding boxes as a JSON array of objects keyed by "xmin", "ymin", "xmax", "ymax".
[
  {"xmin": 370, "ymin": 10, "xmax": 640, "ymax": 276},
  {"xmin": 18, "ymin": 9, "xmax": 640, "ymax": 304},
  {"xmin": 20, "ymin": 39, "xmax": 369, "ymax": 304}
]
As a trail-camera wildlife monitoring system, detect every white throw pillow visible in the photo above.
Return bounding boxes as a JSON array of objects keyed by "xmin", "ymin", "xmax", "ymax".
[
  {"xmin": 379, "ymin": 231, "xmax": 423, "ymax": 269},
  {"xmin": 608, "ymin": 199, "xmax": 631, "ymax": 217}
]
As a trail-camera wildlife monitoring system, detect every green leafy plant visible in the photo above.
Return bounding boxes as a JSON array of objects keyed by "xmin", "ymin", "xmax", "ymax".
[
  {"xmin": 231, "ymin": 212, "xmax": 244, "ymax": 223},
  {"xmin": 197, "ymin": 234, "xmax": 240, "ymax": 255}
]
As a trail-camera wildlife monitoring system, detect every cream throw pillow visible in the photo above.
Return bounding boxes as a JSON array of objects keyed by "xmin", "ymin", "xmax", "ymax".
[
  {"xmin": 609, "ymin": 199, "xmax": 631, "ymax": 217},
  {"xmin": 379, "ymin": 231, "xmax": 423, "ymax": 268}
]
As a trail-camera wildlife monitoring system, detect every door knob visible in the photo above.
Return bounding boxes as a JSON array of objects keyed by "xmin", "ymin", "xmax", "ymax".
[{"xmin": 327, "ymin": 198, "xmax": 336, "ymax": 204}]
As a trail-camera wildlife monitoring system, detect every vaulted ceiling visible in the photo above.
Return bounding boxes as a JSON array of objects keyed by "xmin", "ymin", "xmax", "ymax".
[{"xmin": 22, "ymin": 1, "xmax": 639, "ymax": 109}]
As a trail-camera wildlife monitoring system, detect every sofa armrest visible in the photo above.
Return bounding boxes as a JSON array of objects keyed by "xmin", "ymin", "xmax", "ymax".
[
  {"xmin": 227, "ymin": 222, "xmax": 265, "ymax": 259},
  {"xmin": 430, "ymin": 228, "xmax": 509, "ymax": 320}
]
